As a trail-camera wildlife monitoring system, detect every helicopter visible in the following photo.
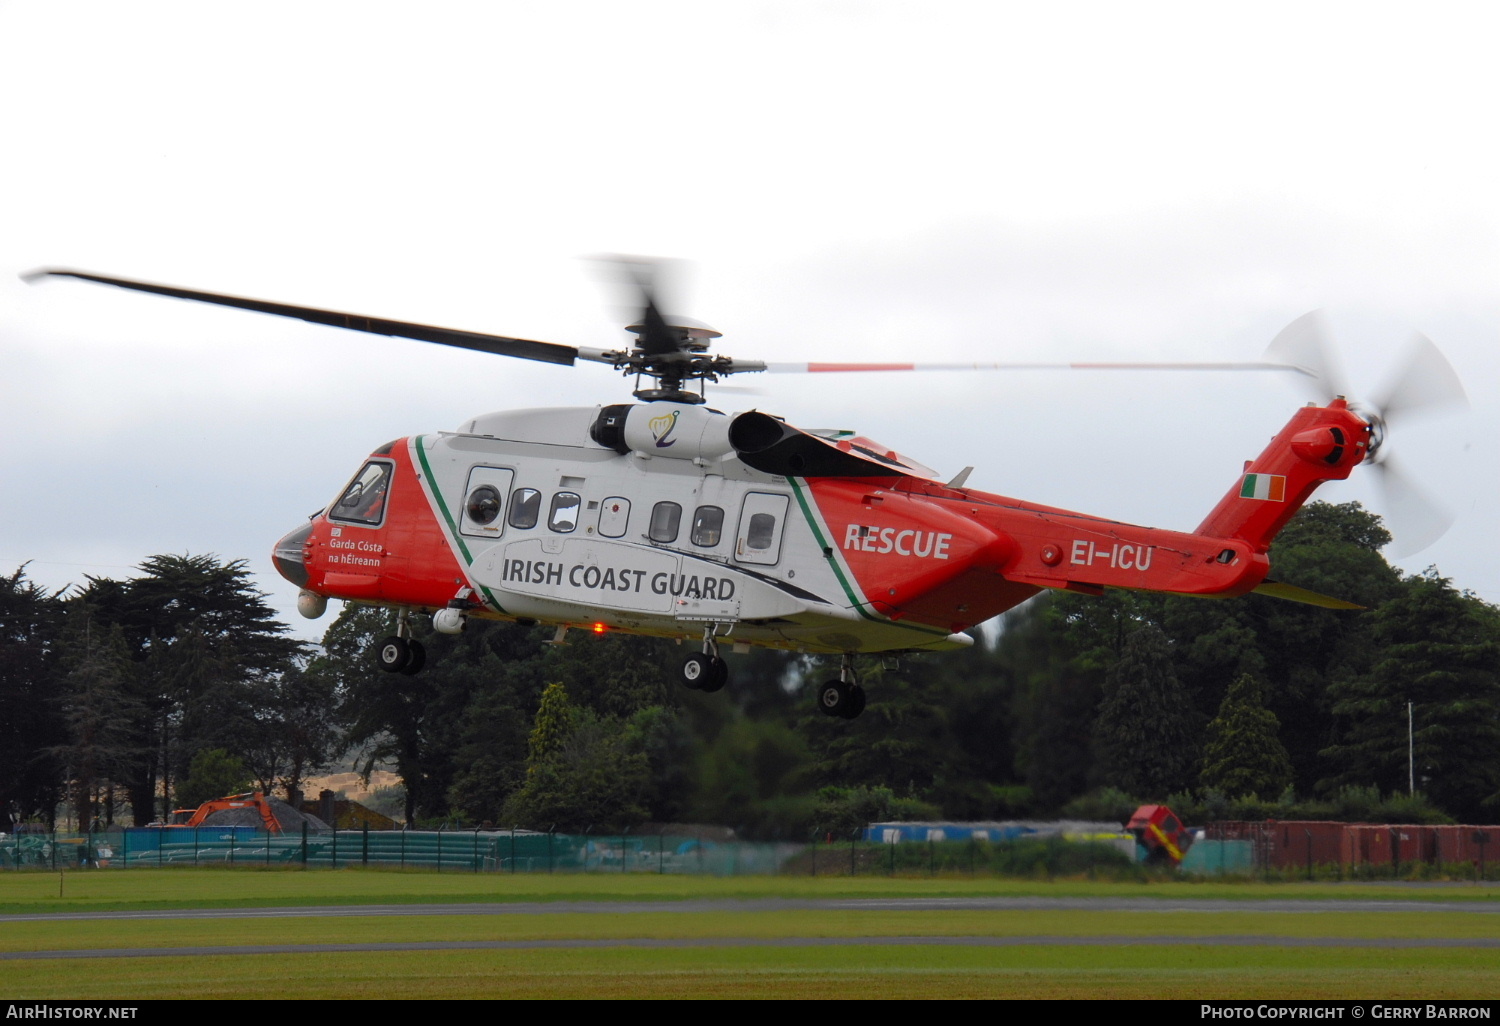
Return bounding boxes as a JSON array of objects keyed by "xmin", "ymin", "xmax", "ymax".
[{"xmin": 24, "ymin": 262, "xmax": 1467, "ymax": 719}]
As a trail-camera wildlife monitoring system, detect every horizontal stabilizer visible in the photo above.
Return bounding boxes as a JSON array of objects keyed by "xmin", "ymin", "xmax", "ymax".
[{"xmin": 1252, "ymin": 580, "xmax": 1364, "ymax": 610}]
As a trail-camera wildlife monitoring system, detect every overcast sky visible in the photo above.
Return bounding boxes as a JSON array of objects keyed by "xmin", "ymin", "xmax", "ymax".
[{"xmin": 2, "ymin": 2, "xmax": 1495, "ymax": 640}]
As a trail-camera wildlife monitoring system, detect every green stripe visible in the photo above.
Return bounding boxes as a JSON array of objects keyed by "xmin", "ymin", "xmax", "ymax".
[
  {"xmin": 786, "ymin": 477, "xmax": 959, "ymax": 638},
  {"xmin": 413, "ymin": 435, "xmax": 506, "ymax": 614},
  {"xmin": 787, "ymin": 477, "xmax": 885, "ymax": 624}
]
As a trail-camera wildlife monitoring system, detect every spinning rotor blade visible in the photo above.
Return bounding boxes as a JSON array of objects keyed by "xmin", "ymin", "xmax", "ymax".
[
  {"xmin": 23, "ymin": 269, "xmax": 609, "ymax": 368},
  {"xmin": 1261, "ymin": 310, "xmax": 1469, "ymax": 556},
  {"xmin": 1261, "ymin": 310, "xmax": 1350, "ymax": 399},
  {"xmin": 1372, "ymin": 331, "xmax": 1469, "ymax": 421},
  {"xmin": 761, "ymin": 360, "xmax": 1310, "ymax": 374},
  {"xmin": 1375, "ymin": 451, "xmax": 1455, "ymax": 558}
]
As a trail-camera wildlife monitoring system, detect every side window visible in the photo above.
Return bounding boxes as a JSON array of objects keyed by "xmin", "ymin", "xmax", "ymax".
[
  {"xmin": 548, "ymin": 492, "xmax": 581, "ymax": 533},
  {"xmin": 648, "ymin": 501, "xmax": 681, "ymax": 543},
  {"xmin": 735, "ymin": 492, "xmax": 790, "ymax": 565},
  {"xmin": 508, "ymin": 488, "xmax": 541, "ymax": 529},
  {"xmin": 598, "ymin": 497, "xmax": 630, "ymax": 539},
  {"xmin": 460, "ymin": 466, "xmax": 514, "ymax": 538},
  {"xmin": 746, "ymin": 513, "xmax": 776, "ymax": 550},
  {"xmin": 691, "ymin": 505, "xmax": 724, "ymax": 547},
  {"xmin": 330, "ymin": 461, "xmax": 393, "ymax": 526}
]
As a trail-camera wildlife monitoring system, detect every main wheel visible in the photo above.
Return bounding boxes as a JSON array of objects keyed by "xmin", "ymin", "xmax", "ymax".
[
  {"xmin": 697, "ymin": 655, "xmax": 729, "ymax": 693},
  {"xmin": 376, "ymin": 636, "xmax": 410, "ymax": 673},
  {"xmin": 680, "ymin": 652, "xmax": 712, "ymax": 690},
  {"xmin": 818, "ymin": 680, "xmax": 851, "ymax": 717},
  {"xmin": 398, "ymin": 639, "xmax": 427, "ymax": 676},
  {"xmin": 843, "ymin": 683, "xmax": 866, "ymax": 719}
]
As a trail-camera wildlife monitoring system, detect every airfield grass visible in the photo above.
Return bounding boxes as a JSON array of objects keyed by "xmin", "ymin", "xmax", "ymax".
[{"xmin": 2, "ymin": 869, "xmax": 1498, "ymax": 998}]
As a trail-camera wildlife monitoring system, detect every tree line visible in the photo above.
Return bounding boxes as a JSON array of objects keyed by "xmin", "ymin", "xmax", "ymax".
[{"xmin": 4, "ymin": 502, "xmax": 1498, "ymax": 834}]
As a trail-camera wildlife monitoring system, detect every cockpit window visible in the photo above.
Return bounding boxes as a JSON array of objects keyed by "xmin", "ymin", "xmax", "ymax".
[{"xmin": 330, "ymin": 461, "xmax": 393, "ymax": 526}]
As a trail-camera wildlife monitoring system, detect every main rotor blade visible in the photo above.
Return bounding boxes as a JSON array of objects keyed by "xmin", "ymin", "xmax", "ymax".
[
  {"xmin": 24, "ymin": 269, "xmax": 583, "ymax": 367},
  {"xmin": 1372, "ymin": 331, "xmax": 1469, "ymax": 422},
  {"xmin": 760, "ymin": 360, "xmax": 1313, "ymax": 374}
]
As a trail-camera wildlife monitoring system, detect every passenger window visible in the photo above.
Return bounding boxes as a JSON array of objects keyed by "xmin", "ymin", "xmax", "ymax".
[
  {"xmin": 746, "ymin": 512, "xmax": 776, "ymax": 550},
  {"xmin": 509, "ymin": 488, "xmax": 541, "ymax": 529},
  {"xmin": 330, "ymin": 461, "xmax": 393, "ymax": 526},
  {"xmin": 735, "ymin": 492, "xmax": 789, "ymax": 565},
  {"xmin": 691, "ymin": 506, "xmax": 724, "ymax": 547},
  {"xmin": 649, "ymin": 501, "xmax": 681, "ymax": 543},
  {"xmin": 599, "ymin": 497, "xmax": 630, "ymax": 539},
  {"xmin": 548, "ymin": 492, "xmax": 581, "ymax": 533}
]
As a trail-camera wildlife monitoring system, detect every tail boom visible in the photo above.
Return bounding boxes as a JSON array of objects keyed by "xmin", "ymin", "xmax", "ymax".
[{"xmin": 1194, "ymin": 398, "xmax": 1371, "ymax": 551}]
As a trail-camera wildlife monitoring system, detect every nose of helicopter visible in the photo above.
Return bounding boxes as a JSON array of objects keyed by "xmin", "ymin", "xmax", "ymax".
[{"xmin": 272, "ymin": 522, "xmax": 313, "ymax": 588}]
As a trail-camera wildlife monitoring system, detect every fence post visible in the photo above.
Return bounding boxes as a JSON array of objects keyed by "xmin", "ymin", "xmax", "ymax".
[
  {"xmin": 229, "ymin": 826, "xmax": 235, "ymax": 866},
  {"xmin": 301, "ymin": 822, "xmax": 308, "ymax": 867},
  {"xmin": 363, "ymin": 822, "xmax": 369, "ymax": 867},
  {"xmin": 400, "ymin": 825, "xmax": 406, "ymax": 870},
  {"xmin": 1305, "ymin": 829, "xmax": 1313, "ymax": 881},
  {"xmin": 331, "ymin": 825, "xmax": 337, "ymax": 870},
  {"xmin": 474, "ymin": 826, "xmax": 481, "ymax": 873},
  {"xmin": 621, "ymin": 826, "xmax": 630, "ymax": 874},
  {"xmin": 510, "ymin": 826, "xmax": 516, "ymax": 874},
  {"xmin": 547, "ymin": 826, "xmax": 554, "ymax": 875},
  {"xmin": 810, "ymin": 833, "xmax": 817, "ymax": 878}
]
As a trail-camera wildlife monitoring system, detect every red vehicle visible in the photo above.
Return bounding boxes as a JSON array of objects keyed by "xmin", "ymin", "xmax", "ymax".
[{"xmin": 1129, "ymin": 805, "xmax": 1194, "ymax": 866}]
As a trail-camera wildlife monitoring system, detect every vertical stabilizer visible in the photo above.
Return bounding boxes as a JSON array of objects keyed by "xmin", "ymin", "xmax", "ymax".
[{"xmin": 1195, "ymin": 399, "xmax": 1372, "ymax": 551}]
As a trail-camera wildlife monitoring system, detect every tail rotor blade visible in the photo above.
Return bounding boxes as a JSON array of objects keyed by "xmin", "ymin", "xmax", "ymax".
[
  {"xmin": 1372, "ymin": 331, "xmax": 1469, "ymax": 422},
  {"xmin": 1263, "ymin": 310, "xmax": 1348, "ymax": 399},
  {"xmin": 1374, "ymin": 452, "xmax": 1454, "ymax": 558}
]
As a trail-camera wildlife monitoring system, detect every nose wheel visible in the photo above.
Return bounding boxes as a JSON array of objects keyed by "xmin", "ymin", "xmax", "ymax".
[
  {"xmin": 817, "ymin": 654, "xmax": 866, "ymax": 719},
  {"xmin": 376, "ymin": 611, "xmax": 426, "ymax": 675}
]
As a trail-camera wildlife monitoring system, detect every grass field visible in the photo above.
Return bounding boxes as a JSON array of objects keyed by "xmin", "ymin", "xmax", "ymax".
[{"xmin": 2, "ymin": 869, "xmax": 1498, "ymax": 999}]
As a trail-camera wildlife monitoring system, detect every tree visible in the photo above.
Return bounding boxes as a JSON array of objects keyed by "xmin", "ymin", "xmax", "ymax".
[
  {"xmin": 1199, "ymin": 673, "xmax": 1293, "ymax": 798},
  {"xmin": 72, "ymin": 555, "xmax": 303, "ymax": 823},
  {"xmin": 1095, "ymin": 627, "xmax": 1200, "ymax": 798},
  {"xmin": 52, "ymin": 612, "xmax": 142, "ymax": 828},
  {"xmin": 0, "ymin": 566, "xmax": 65, "ymax": 826},
  {"xmin": 1320, "ymin": 572, "xmax": 1500, "ymax": 821},
  {"xmin": 502, "ymin": 683, "xmax": 654, "ymax": 830},
  {"xmin": 177, "ymin": 748, "xmax": 252, "ymax": 809}
]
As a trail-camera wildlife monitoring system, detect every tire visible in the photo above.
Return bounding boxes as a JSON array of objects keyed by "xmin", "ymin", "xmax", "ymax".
[
  {"xmin": 680, "ymin": 652, "xmax": 712, "ymax": 690},
  {"xmin": 399, "ymin": 639, "xmax": 426, "ymax": 676},
  {"xmin": 843, "ymin": 683, "xmax": 866, "ymax": 720},
  {"xmin": 377, "ymin": 636, "xmax": 410, "ymax": 673},
  {"xmin": 698, "ymin": 655, "xmax": 729, "ymax": 694},
  {"xmin": 818, "ymin": 680, "xmax": 850, "ymax": 717}
]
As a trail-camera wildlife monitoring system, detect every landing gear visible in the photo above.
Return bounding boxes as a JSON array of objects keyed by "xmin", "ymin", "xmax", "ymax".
[
  {"xmin": 680, "ymin": 652, "xmax": 728, "ymax": 692},
  {"xmin": 817, "ymin": 654, "xmax": 866, "ymax": 719},
  {"xmin": 376, "ymin": 610, "xmax": 426, "ymax": 675},
  {"xmin": 377, "ymin": 636, "xmax": 410, "ymax": 673},
  {"xmin": 680, "ymin": 626, "xmax": 730, "ymax": 693}
]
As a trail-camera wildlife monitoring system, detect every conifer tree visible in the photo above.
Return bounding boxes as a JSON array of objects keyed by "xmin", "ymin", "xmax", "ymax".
[
  {"xmin": 1200, "ymin": 673, "xmax": 1293, "ymax": 798},
  {"xmin": 1095, "ymin": 627, "xmax": 1200, "ymax": 798}
]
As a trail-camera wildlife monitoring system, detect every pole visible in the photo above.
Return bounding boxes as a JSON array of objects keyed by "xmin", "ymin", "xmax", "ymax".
[{"xmin": 1409, "ymin": 701, "xmax": 1415, "ymax": 795}]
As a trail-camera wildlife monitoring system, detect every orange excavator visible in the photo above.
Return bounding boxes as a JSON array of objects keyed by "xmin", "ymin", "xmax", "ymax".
[{"xmin": 167, "ymin": 792, "xmax": 284, "ymax": 834}]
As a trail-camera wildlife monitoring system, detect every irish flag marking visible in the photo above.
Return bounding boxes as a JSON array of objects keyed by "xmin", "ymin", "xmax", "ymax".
[{"xmin": 1240, "ymin": 473, "xmax": 1286, "ymax": 501}]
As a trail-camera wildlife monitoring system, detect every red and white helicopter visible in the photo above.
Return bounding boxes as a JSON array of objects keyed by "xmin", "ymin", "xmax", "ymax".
[{"xmin": 26, "ymin": 263, "xmax": 1465, "ymax": 719}]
